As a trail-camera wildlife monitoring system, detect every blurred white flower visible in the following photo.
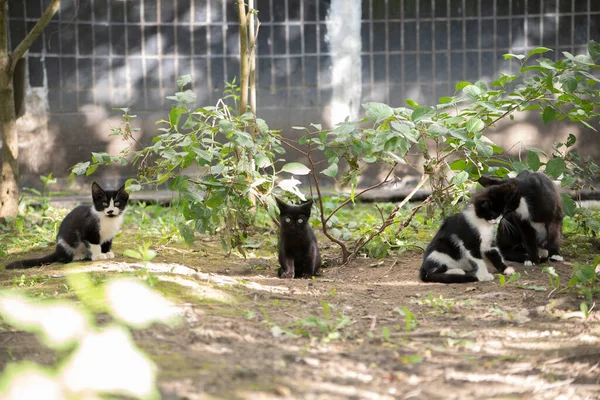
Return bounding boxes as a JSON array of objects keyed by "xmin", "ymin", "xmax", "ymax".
[
  {"xmin": 105, "ymin": 278, "xmax": 179, "ymax": 328},
  {"xmin": 60, "ymin": 326, "xmax": 157, "ymax": 399}
]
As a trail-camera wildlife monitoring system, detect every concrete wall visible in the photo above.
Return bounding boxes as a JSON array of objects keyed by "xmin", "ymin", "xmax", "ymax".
[{"xmin": 4, "ymin": 0, "xmax": 600, "ymax": 190}]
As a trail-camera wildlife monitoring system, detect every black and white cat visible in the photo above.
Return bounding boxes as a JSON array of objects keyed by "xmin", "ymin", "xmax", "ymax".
[
  {"xmin": 420, "ymin": 182, "xmax": 521, "ymax": 283},
  {"xmin": 5, "ymin": 182, "xmax": 129, "ymax": 269},
  {"xmin": 276, "ymin": 198, "xmax": 321, "ymax": 279},
  {"xmin": 479, "ymin": 170, "xmax": 564, "ymax": 266}
]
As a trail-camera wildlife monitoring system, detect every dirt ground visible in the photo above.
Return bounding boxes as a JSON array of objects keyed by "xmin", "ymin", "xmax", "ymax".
[{"xmin": 1, "ymin": 235, "xmax": 599, "ymax": 400}]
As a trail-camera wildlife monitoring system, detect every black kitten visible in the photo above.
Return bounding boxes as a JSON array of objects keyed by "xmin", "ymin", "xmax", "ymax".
[
  {"xmin": 420, "ymin": 182, "xmax": 521, "ymax": 284},
  {"xmin": 6, "ymin": 182, "xmax": 129, "ymax": 269},
  {"xmin": 479, "ymin": 170, "xmax": 564, "ymax": 266},
  {"xmin": 276, "ymin": 198, "xmax": 321, "ymax": 279}
]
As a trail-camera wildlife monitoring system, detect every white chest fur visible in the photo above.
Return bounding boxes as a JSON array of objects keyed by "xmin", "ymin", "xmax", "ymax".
[
  {"xmin": 463, "ymin": 206, "xmax": 495, "ymax": 251},
  {"xmin": 92, "ymin": 206, "xmax": 125, "ymax": 243},
  {"xmin": 515, "ymin": 197, "xmax": 547, "ymax": 241}
]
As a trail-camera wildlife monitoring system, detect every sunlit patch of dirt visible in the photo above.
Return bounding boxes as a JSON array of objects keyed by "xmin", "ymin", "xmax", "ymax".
[{"xmin": 1, "ymin": 236, "xmax": 599, "ymax": 399}]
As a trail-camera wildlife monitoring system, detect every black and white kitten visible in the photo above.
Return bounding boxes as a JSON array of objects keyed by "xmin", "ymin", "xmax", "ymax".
[
  {"xmin": 5, "ymin": 182, "xmax": 129, "ymax": 269},
  {"xmin": 479, "ymin": 170, "xmax": 564, "ymax": 266},
  {"xmin": 420, "ymin": 182, "xmax": 521, "ymax": 284},
  {"xmin": 276, "ymin": 198, "xmax": 321, "ymax": 279}
]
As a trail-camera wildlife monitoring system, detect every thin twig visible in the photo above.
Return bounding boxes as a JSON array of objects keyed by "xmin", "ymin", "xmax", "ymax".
[
  {"xmin": 347, "ymin": 174, "xmax": 430, "ymax": 263},
  {"xmin": 325, "ymin": 163, "xmax": 398, "ymax": 224},
  {"xmin": 377, "ymin": 260, "xmax": 397, "ymax": 281}
]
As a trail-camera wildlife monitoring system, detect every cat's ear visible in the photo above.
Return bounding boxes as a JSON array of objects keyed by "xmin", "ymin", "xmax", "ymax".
[
  {"xmin": 502, "ymin": 183, "xmax": 520, "ymax": 210},
  {"xmin": 300, "ymin": 199, "xmax": 313, "ymax": 215},
  {"xmin": 275, "ymin": 197, "xmax": 287, "ymax": 212},
  {"xmin": 91, "ymin": 182, "xmax": 105, "ymax": 198},
  {"xmin": 478, "ymin": 176, "xmax": 503, "ymax": 187},
  {"xmin": 117, "ymin": 184, "xmax": 130, "ymax": 200},
  {"xmin": 478, "ymin": 198, "xmax": 491, "ymax": 210}
]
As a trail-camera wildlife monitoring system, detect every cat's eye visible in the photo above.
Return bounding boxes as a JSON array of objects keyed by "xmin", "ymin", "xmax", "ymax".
[
  {"xmin": 285, "ymin": 217, "xmax": 291, "ymax": 223},
  {"xmin": 115, "ymin": 202, "xmax": 120, "ymax": 206},
  {"xmin": 102, "ymin": 202, "xmax": 108, "ymax": 207},
  {"xmin": 298, "ymin": 218, "xmax": 304, "ymax": 223}
]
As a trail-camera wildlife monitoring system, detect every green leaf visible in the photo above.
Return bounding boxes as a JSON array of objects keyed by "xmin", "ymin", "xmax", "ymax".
[
  {"xmin": 86, "ymin": 164, "xmax": 99, "ymax": 176},
  {"xmin": 449, "ymin": 159, "xmax": 468, "ymax": 171},
  {"xmin": 123, "ymin": 249, "xmax": 142, "ymax": 260},
  {"xmin": 545, "ymin": 157, "xmax": 567, "ymax": 179},
  {"xmin": 516, "ymin": 284, "xmax": 547, "ymax": 292},
  {"xmin": 363, "ymin": 102, "xmax": 393, "ymax": 123},
  {"xmin": 405, "ymin": 99, "xmax": 419, "ymax": 108},
  {"xmin": 542, "ymin": 106, "xmax": 556, "ymax": 124},
  {"xmin": 466, "ymin": 118, "xmax": 484, "ymax": 133},
  {"xmin": 255, "ymin": 155, "xmax": 271, "ymax": 168},
  {"xmin": 566, "ymin": 133, "xmax": 576, "ymax": 148},
  {"xmin": 503, "ymin": 53, "xmax": 525, "ymax": 60},
  {"xmin": 462, "ymin": 85, "xmax": 482, "ymax": 100},
  {"xmin": 561, "ymin": 194, "xmax": 576, "ymax": 217},
  {"xmin": 176, "ymin": 90, "xmax": 196, "ymax": 104},
  {"xmin": 527, "ymin": 47, "xmax": 552, "ymax": 58},
  {"xmin": 411, "ymin": 106, "xmax": 435, "ymax": 122},
  {"xmin": 205, "ymin": 191, "xmax": 225, "ymax": 208},
  {"xmin": 439, "ymin": 96, "xmax": 453, "ymax": 104},
  {"xmin": 384, "ymin": 136, "xmax": 401, "ymax": 151},
  {"xmin": 589, "ymin": 39, "xmax": 600, "ymax": 61},
  {"xmin": 475, "ymin": 143, "xmax": 494, "ymax": 157},
  {"xmin": 539, "ymin": 59, "xmax": 557, "ymax": 72},
  {"xmin": 560, "ymin": 174, "xmax": 576, "ymax": 188},
  {"xmin": 179, "ymin": 223, "xmax": 195, "ymax": 245},
  {"xmin": 452, "ymin": 171, "xmax": 469, "ymax": 186},
  {"xmin": 219, "ymin": 119, "xmax": 234, "ymax": 134},
  {"xmin": 428, "ymin": 123, "xmax": 448, "ymax": 138},
  {"xmin": 527, "ymin": 151, "xmax": 541, "ymax": 172},
  {"xmin": 525, "ymin": 146, "xmax": 547, "ymax": 156},
  {"xmin": 72, "ymin": 162, "xmax": 90, "ymax": 176},
  {"xmin": 512, "ymin": 161, "xmax": 528, "ymax": 173},
  {"xmin": 177, "ymin": 74, "xmax": 192, "ymax": 90},
  {"xmin": 455, "ymin": 81, "xmax": 472, "ymax": 92},
  {"xmin": 281, "ymin": 162, "xmax": 311, "ymax": 175},
  {"xmin": 561, "ymin": 76, "xmax": 578, "ymax": 93},
  {"xmin": 169, "ymin": 107, "xmax": 187, "ymax": 127},
  {"xmin": 321, "ymin": 163, "xmax": 338, "ymax": 178}
]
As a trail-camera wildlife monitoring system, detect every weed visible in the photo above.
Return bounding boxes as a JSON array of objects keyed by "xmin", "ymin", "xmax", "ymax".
[
  {"xmin": 415, "ymin": 292, "xmax": 455, "ymax": 313},
  {"xmin": 290, "ymin": 300, "xmax": 353, "ymax": 343},
  {"xmin": 567, "ymin": 261, "xmax": 600, "ymax": 307},
  {"xmin": 381, "ymin": 326, "xmax": 391, "ymax": 342},
  {"xmin": 132, "ymin": 268, "xmax": 159, "ymax": 288},
  {"xmin": 498, "ymin": 272, "xmax": 521, "ymax": 287},
  {"xmin": 124, "ymin": 243, "xmax": 157, "ymax": 262},
  {"xmin": 542, "ymin": 267, "xmax": 560, "ymax": 290},
  {"xmin": 394, "ymin": 306, "xmax": 419, "ymax": 331},
  {"xmin": 242, "ymin": 309, "xmax": 256, "ymax": 320},
  {"xmin": 12, "ymin": 274, "xmax": 52, "ymax": 288}
]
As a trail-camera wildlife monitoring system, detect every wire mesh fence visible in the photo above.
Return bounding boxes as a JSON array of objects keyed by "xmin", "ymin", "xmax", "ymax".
[{"xmin": 7, "ymin": 0, "xmax": 599, "ymax": 114}]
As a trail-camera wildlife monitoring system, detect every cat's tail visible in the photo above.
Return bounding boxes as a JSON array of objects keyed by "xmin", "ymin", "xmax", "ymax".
[
  {"xmin": 5, "ymin": 252, "xmax": 60, "ymax": 270},
  {"xmin": 420, "ymin": 272, "xmax": 479, "ymax": 284}
]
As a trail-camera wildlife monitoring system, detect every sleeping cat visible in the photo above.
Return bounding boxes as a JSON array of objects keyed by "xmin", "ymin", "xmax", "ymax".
[
  {"xmin": 5, "ymin": 182, "xmax": 129, "ymax": 269},
  {"xmin": 479, "ymin": 170, "xmax": 564, "ymax": 266},
  {"xmin": 420, "ymin": 182, "xmax": 520, "ymax": 283},
  {"xmin": 276, "ymin": 197, "xmax": 321, "ymax": 279}
]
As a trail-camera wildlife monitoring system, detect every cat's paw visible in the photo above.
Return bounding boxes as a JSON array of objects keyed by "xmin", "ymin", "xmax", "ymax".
[
  {"xmin": 538, "ymin": 248, "xmax": 549, "ymax": 259},
  {"xmin": 278, "ymin": 268, "xmax": 294, "ymax": 279},
  {"xmin": 479, "ymin": 273, "xmax": 495, "ymax": 282},
  {"xmin": 104, "ymin": 251, "xmax": 115, "ymax": 259},
  {"xmin": 92, "ymin": 253, "xmax": 107, "ymax": 261},
  {"xmin": 549, "ymin": 254, "xmax": 564, "ymax": 262},
  {"xmin": 524, "ymin": 260, "xmax": 535, "ymax": 267},
  {"xmin": 503, "ymin": 267, "xmax": 516, "ymax": 276}
]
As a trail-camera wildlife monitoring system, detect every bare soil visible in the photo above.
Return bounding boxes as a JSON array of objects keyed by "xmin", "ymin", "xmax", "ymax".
[{"xmin": 1, "ymin": 235, "xmax": 599, "ymax": 400}]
